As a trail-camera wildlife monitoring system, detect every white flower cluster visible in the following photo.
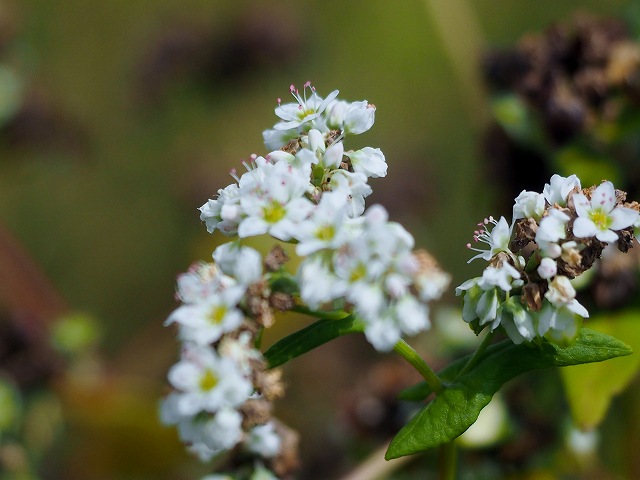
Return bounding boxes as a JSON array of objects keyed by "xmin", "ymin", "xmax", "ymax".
[
  {"xmin": 199, "ymin": 83, "xmax": 450, "ymax": 351},
  {"xmin": 163, "ymin": 83, "xmax": 451, "ymax": 476},
  {"xmin": 458, "ymin": 174, "xmax": 640, "ymax": 345},
  {"xmin": 161, "ymin": 260, "xmax": 283, "ymax": 468}
]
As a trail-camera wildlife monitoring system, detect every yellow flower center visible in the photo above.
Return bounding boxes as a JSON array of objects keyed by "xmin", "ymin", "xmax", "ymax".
[
  {"xmin": 589, "ymin": 209, "xmax": 611, "ymax": 230},
  {"xmin": 208, "ymin": 304, "xmax": 227, "ymax": 325},
  {"xmin": 316, "ymin": 224, "xmax": 335, "ymax": 241},
  {"xmin": 263, "ymin": 201, "xmax": 286, "ymax": 223},
  {"xmin": 199, "ymin": 369, "xmax": 219, "ymax": 391},
  {"xmin": 349, "ymin": 263, "xmax": 367, "ymax": 282},
  {"xmin": 297, "ymin": 108, "xmax": 315, "ymax": 120}
]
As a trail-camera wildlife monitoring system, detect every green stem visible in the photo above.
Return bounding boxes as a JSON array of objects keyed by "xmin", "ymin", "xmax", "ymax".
[
  {"xmin": 455, "ymin": 329, "xmax": 495, "ymax": 379},
  {"xmin": 393, "ymin": 339, "xmax": 444, "ymax": 394},
  {"xmin": 438, "ymin": 441, "xmax": 457, "ymax": 480}
]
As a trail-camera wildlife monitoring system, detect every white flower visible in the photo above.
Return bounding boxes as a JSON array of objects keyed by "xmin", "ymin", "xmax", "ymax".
[
  {"xmin": 328, "ymin": 170, "xmax": 372, "ymax": 217},
  {"xmin": 166, "ymin": 286, "xmax": 245, "ymax": 346},
  {"xmin": 345, "ymin": 147, "xmax": 387, "ymax": 178},
  {"xmin": 217, "ymin": 332, "xmax": 263, "ymax": 375},
  {"xmin": 296, "ymin": 129, "xmax": 345, "ymax": 170},
  {"xmin": 167, "ymin": 346, "xmax": 253, "ymax": 416},
  {"xmin": 543, "ymin": 174, "xmax": 581, "ymax": 206},
  {"xmin": 538, "ymin": 303, "xmax": 582, "ymax": 345},
  {"xmin": 201, "ymin": 408, "xmax": 244, "ymax": 452},
  {"xmin": 327, "ymin": 99, "xmax": 376, "ymax": 135},
  {"xmin": 466, "ymin": 216, "xmax": 512, "ymax": 263},
  {"xmin": 363, "ymin": 315, "xmax": 402, "ymax": 352},
  {"xmin": 572, "ymin": 181, "xmax": 639, "ymax": 243},
  {"xmin": 544, "ymin": 276, "xmax": 589, "ymax": 318},
  {"xmin": 199, "ymin": 183, "xmax": 242, "ymax": 235},
  {"xmin": 537, "ymin": 257, "xmax": 557, "ymax": 279},
  {"xmin": 272, "ymin": 83, "xmax": 339, "ymax": 131},
  {"xmin": 513, "ymin": 190, "xmax": 545, "ymax": 221},
  {"xmin": 175, "ymin": 262, "xmax": 225, "ymax": 304},
  {"xmin": 535, "ymin": 208, "xmax": 570, "ymax": 258},
  {"xmin": 295, "ymin": 192, "xmax": 350, "ymax": 256},
  {"xmin": 500, "ymin": 296, "xmax": 536, "ymax": 344},
  {"xmin": 237, "ymin": 159, "xmax": 314, "ymax": 241},
  {"xmin": 212, "ymin": 243, "xmax": 263, "ymax": 286},
  {"xmin": 263, "ymin": 127, "xmax": 299, "ymax": 151},
  {"xmin": 477, "ymin": 263, "xmax": 522, "ymax": 292},
  {"xmin": 298, "ymin": 255, "xmax": 342, "ymax": 309},
  {"xmin": 245, "ymin": 422, "xmax": 281, "ymax": 458},
  {"xmin": 393, "ymin": 295, "xmax": 430, "ymax": 336}
]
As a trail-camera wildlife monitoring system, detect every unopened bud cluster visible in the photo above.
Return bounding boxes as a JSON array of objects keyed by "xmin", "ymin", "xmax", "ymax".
[{"xmin": 458, "ymin": 174, "xmax": 640, "ymax": 345}]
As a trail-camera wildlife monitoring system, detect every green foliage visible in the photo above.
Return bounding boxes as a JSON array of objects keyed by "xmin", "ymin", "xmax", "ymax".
[
  {"xmin": 385, "ymin": 328, "xmax": 632, "ymax": 460},
  {"xmin": 264, "ymin": 315, "xmax": 363, "ymax": 368}
]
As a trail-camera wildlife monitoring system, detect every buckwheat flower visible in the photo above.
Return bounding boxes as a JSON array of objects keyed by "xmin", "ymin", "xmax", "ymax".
[
  {"xmin": 167, "ymin": 346, "xmax": 253, "ymax": 416},
  {"xmin": 273, "ymin": 83, "xmax": 339, "ymax": 131},
  {"xmin": 405, "ymin": 251, "xmax": 451, "ymax": 303},
  {"xmin": 176, "ymin": 262, "xmax": 225, "ymax": 304},
  {"xmin": 342, "ymin": 101, "xmax": 376, "ymax": 135},
  {"xmin": 364, "ymin": 315, "xmax": 402, "ymax": 352},
  {"xmin": 295, "ymin": 192, "xmax": 350, "ymax": 256},
  {"xmin": 238, "ymin": 161, "xmax": 314, "ymax": 241},
  {"xmin": 538, "ymin": 303, "xmax": 582, "ymax": 346},
  {"xmin": 296, "ymin": 130, "xmax": 344, "ymax": 170},
  {"xmin": 544, "ymin": 276, "xmax": 589, "ymax": 318},
  {"xmin": 298, "ymin": 255, "xmax": 342, "ymax": 309},
  {"xmin": 537, "ymin": 256, "xmax": 557, "ymax": 279},
  {"xmin": 513, "ymin": 190, "xmax": 545, "ymax": 221},
  {"xmin": 535, "ymin": 208, "xmax": 570, "ymax": 258},
  {"xmin": 326, "ymin": 99, "xmax": 376, "ymax": 135},
  {"xmin": 455, "ymin": 278, "xmax": 483, "ymax": 323},
  {"xmin": 572, "ymin": 181, "xmax": 639, "ymax": 243},
  {"xmin": 348, "ymin": 281, "xmax": 386, "ymax": 320},
  {"xmin": 199, "ymin": 183, "xmax": 242, "ymax": 235},
  {"xmin": 263, "ymin": 127, "xmax": 299, "ymax": 151},
  {"xmin": 166, "ymin": 287, "xmax": 245, "ymax": 346},
  {"xmin": 212, "ymin": 243, "xmax": 263, "ymax": 287},
  {"xmin": 477, "ymin": 263, "xmax": 522, "ymax": 292},
  {"xmin": 328, "ymin": 169, "xmax": 372, "ymax": 217},
  {"xmin": 345, "ymin": 147, "xmax": 387, "ymax": 178},
  {"xmin": 466, "ymin": 216, "xmax": 512, "ymax": 263},
  {"xmin": 217, "ymin": 332, "xmax": 263, "ymax": 376},
  {"xmin": 201, "ymin": 407, "xmax": 244, "ymax": 453},
  {"xmin": 245, "ymin": 422, "xmax": 281, "ymax": 458},
  {"xmin": 543, "ymin": 173, "xmax": 581, "ymax": 206},
  {"xmin": 500, "ymin": 296, "xmax": 536, "ymax": 344},
  {"xmin": 394, "ymin": 295, "xmax": 430, "ymax": 335}
]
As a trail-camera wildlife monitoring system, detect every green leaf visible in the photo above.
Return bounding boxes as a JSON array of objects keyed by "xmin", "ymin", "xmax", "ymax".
[
  {"xmin": 386, "ymin": 328, "xmax": 632, "ymax": 460},
  {"xmin": 264, "ymin": 315, "xmax": 364, "ymax": 368},
  {"xmin": 560, "ymin": 312, "xmax": 640, "ymax": 430}
]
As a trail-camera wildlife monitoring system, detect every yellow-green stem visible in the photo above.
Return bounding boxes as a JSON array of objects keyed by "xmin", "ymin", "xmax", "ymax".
[{"xmin": 393, "ymin": 339, "xmax": 444, "ymax": 394}]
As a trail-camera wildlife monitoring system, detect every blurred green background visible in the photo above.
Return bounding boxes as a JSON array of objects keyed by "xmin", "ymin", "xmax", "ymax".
[{"xmin": 0, "ymin": 0, "xmax": 637, "ymax": 479}]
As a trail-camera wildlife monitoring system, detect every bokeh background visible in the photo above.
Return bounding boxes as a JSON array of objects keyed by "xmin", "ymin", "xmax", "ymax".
[{"xmin": 1, "ymin": 0, "xmax": 638, "ymax": 479}]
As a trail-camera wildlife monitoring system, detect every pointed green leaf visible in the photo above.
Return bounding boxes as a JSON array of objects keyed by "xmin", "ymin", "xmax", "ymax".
[
  {"xmin": 561, "ymin": 312, "xmax": 640, "ymax": 430},
  {"xmin": 386, "ymin": 328, "xmax": 631, "ymax": 459},
  {"xmin": 264, "ymin": 315, "xmax": 364, "ymax": 368}
]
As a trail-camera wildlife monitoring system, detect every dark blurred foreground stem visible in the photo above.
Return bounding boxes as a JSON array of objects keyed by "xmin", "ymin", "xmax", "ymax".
[{"xmin": 439, "ymin": 441, "xmax": 457, "ymax": 480}]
